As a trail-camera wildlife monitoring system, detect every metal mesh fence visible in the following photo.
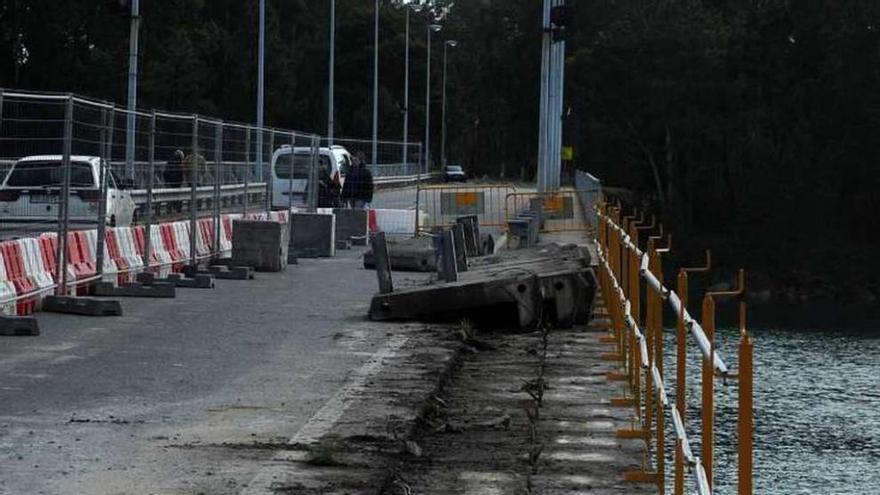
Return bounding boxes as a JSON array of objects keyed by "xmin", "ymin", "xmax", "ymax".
[
  {"xmin": 321, "ymin": 137, "xmax": 422, "ymax": 178},
  {"xmin": 0, "ymin": 89, "xmax": 324, "ymax": 304}
]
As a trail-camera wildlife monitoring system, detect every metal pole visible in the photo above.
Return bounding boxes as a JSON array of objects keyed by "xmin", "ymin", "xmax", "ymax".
[
  {"xmin": 125, "ymin": 0, "xmax": 140, "ymax": 181},
  {"xmin": 425, "ymin": 26, "xmax": 433, "ymax": 174},
  {"xmin": 738, "ymin": 324, "xmax": 754, "ymax": 495},
  {"xmin": 402, "ymin": 8, "xmax": 410, "ymax": 170},
  {"xmin": 243, "ymin": 126, "xmax": 251, "ymax": 215},
  {"xmin": 95, "ymin": 105, "xmax": 114, "ymax": 279},
  {"xmin": 536, "ymin": 0, "xmax": 551, "ymax": 192},
  {"xmin": 255, "ymin": 0, "xmax": 266, "ymax": 182},
  {"xmin": 371, "ymin": 0, "xmax": 380, "ymax": 173},
  {"xmin": 702, "ymin": 295, "xmax": 716, "ymax": 489},
  {"xmin": 266, "ymin": 130, "xmax": 274, "ymax": 213},
  {"xmin": 328, "ymin": 0, "xmax": 335, "ymax": 145},
  {"xmin": 189, "ymin": 116, "xmax": 199, "ymax": 266},
  {"xmin": 56, "ymin": 96, "xmax": 74, "ymax": 296},
  {"xmin": 144, "ymin": 111, "xmax": 156, "ymax": 268},
  {"xmin": 440, "ymin": 41, "xmax": 453, "ymax": 169},
  {"xmin": 288, "ymin": 132, "xmax": 295, "ymax": 213},
  {"xmin": 308, "ymin": 135, "xmax": 319, "ymax": 212},
  {"xmin": 214, "ymin": 123, "xmax": 223, "ymax": 256}
]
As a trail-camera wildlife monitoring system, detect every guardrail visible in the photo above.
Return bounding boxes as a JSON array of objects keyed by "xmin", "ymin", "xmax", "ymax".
[{"xmin": 594, "ymin": 201, "xmax": 754, "ymax": 495}]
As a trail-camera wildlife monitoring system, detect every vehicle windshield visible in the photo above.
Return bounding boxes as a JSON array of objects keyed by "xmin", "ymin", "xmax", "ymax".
[
  {"xmin": 4, "ymin": 161, "xmax": 95, "ymax": 188},
  {"xmin": 275, "ymin": 153, "xmax": 332, "ymax": 180},
  {"xmin": 446, "ymin": 166, "xmax": 464, "ymax": 173}
]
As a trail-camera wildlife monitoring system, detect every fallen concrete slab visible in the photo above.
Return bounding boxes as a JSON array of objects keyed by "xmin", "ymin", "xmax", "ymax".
[{"xmin": 369, "ymin": 244, "xmax": 596, "ymax": 330}]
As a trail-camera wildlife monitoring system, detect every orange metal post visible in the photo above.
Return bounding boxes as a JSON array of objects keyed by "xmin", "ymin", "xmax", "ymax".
[
  {"xmin": 644, "ymin": 244, "xmax": 656, "ymax": 451},
  {"xmin": 701, "ymin": 295, "xmax": 716, "ymax": 489},
  {"xmin": 654, "ymin": 249, "xmax": 666, "ymax": 493},
  {"xmin": 674, "ymin": 271, "xmax": 688, "ymax": 495},
  {"xmin": 738, "ymin": 303, "xmax": 754, "ymax": 495}
]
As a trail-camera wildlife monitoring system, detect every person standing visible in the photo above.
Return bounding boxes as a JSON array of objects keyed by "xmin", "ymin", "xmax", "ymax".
[{"xmin": 342, "ymin": 152, "xmax": 374, "ymax": 208}]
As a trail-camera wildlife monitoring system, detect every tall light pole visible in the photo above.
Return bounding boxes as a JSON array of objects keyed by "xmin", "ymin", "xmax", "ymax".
[
  {"xmin": 402, "ymin": 6, "xmax": 411, "ymax": 169},
  {"xmin": 328, "ymin": 0, "xmax": 335, "ymax": 145},
  {"xmin": 124, "ymin": 0, "xmax": 140, "ymax": 180},
  {"xmin": 255, "ymin": 0, "xmax": 266, "ymax": 181},
  {"xmin": 440, "ymin": 40, "xmax": 457, "ymax": 169},
  {"xmin": 424, "ymin": 23, "xmax": 442, "ymax": 173},
  {"xmin": 371, "ymin": 0, "xmax": 380, "ymax": 171}
]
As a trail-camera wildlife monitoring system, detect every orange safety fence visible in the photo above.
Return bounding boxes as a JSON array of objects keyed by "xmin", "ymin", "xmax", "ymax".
[{"xmin": 594, "ymin": 199, "xmax": 754, "ymax": 495}]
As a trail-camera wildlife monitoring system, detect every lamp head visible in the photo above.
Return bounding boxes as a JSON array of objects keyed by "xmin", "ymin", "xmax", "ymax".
[
  {"xmin": 446, "ymin": 40, "xmax": 458, "ymax": 47},
  {"xmin": 428, "ymin": 24, "xmax": 442, "ymax": 33}
]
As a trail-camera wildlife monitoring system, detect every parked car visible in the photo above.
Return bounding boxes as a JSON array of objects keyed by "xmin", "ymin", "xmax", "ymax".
[
  {"xmin": 0, "ymin": 155, "xmax": 136, "ymax": 226},
  {"xmin": 443, "ymin": 165, "xmax": 467, "ymax": 183},
  {"xmin": 270, "ymin": 145, "xmax": 352, "ymax": 209}
]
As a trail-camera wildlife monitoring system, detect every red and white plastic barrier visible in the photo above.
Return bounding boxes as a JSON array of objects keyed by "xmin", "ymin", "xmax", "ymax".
[
  {"xmin": 0, "ymin": 213, "xmax": 287, "ymax": 316},
  {"xmin": 0, "ymin": 248, "xmax": 16, "ymax": 315}
]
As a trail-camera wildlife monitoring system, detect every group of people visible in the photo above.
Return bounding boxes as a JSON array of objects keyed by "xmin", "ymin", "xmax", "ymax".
[{"xmin": 162, "ymin": 149, "xmax": 374, "ymax": 209}]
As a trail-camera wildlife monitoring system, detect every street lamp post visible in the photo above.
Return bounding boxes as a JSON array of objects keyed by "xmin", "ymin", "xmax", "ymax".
[
  {"xmin": 124, "ymin": 0, "xmax": 140, "ymax": 180},
  {"xmin": 424, "ymin": 23, "xmax": 442, "ymax": 174},
  {"xmin": 440, "ymin": 40, "xmax": 457, "ymax": 169},
  {"xmin": 402, "ymin": 7, "xmax": 411, "ymax": 170},
  {"xmin": 371, "ymin": 0, "xmax": 380, "ymax": 172},
  {"xmin": 328, "ymin": 0, "xmax": 335, "ymax": 145},
  {"xmin": 255, "ymin": 0, "xmax": 266, "ymax": 182}
]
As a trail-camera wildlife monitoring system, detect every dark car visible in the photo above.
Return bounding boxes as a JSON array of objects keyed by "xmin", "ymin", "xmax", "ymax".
[{"xmin": 443, "ymin": 165, "xmax": 467, "ymax": 183}]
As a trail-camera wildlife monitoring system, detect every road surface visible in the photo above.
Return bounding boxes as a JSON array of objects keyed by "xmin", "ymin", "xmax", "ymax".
[{"xmin": 0, "ymin": 249, "xmax": 427, "ymax": 494}]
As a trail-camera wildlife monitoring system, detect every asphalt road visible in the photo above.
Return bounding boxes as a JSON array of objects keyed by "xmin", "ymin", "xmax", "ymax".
[{"xmin": 0, "ymin": 249, "xmax": 425, "ymax": 495}]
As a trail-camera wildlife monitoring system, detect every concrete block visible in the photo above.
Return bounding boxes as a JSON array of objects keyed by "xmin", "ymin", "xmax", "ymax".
[
  {"xmin": 166, "ymin": 273, "xmax": 215, "ymax": 289},
  {"xmin": 363, "ymin": 236, "xmax": 437, "ymax": 272},
  {"xmin": 452, "ymin": 223, "xmax": 469, "ymax": 272},
  {"xmin": 336, "ymin": 239, "xmax": 352, "ymax": 251},
  {"xmin": 371, "ymin": 232, "xmax": 394, "ymax": 294},
  {"xmin": 209, "ymin": 265, "xmax": 254, "ymax": 280},
  {"xmin": 456, "ymin": 215, "xmax": 480, "ymax": 257},
  {"xmin": 333, "ymin": 208, "xmax": 369, "ymax": 242},
  {"xmin": 0, "ymin": 316, "xmax": 40, "ymax": 336},
  {"xmin": 43, "ymin": 295, "xmax": 123, "ymax": 316},
  {"xmin": 138, "ymin": 272, "xmax": 214, "ymax": 289},
  {"xmin": 232, "ymin": 220, "xmax": 290, "ymax": 272},
  {"xmin": 93, "ymin": 282, "xmax": 176, "ymax": 298},
  {"xmin": 351, "ymin": 235, "xmax": 368, "ymax": 247},
  {"xmin": 290, "ymin": 212, "xmax": 336, "ymax": 258}
]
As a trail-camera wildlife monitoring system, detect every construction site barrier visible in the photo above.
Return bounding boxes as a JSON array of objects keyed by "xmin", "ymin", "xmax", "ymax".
[
  {"xmin": 504, "ymin": 189, "xmax": 594, "ymax": 234},
  {"xmin": 594, "ymin": 201, "xmax": 754, "ymax": 495},
  {"xmin": 417, "ymin": 184, "xmax": 518, "ymax": 233}
]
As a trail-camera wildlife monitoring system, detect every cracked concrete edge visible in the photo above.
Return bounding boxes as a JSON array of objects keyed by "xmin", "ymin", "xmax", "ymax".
[{"xmin": 239, "ymin": 325, "xmax": 469, "ymax": 495}]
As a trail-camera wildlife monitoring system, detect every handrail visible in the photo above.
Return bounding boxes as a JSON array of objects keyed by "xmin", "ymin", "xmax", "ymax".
[
  {"xmin": 597, "ymin": 208, "xmax": 730, "ymax": 375},
  {"xmin": 592, "ymin": 198, "xmax": 754, "ymax": 495}
]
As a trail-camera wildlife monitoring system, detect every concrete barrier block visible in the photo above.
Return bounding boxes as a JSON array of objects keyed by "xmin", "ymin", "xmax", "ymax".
[
  {"xmin": 166, "ymin": 273, "xmax": 215, "ymax": 289},
  {"xmin": 93, "ymin": 282, "xmax": 176, "ymax": 298},
  {"xmin": 43, "ymin": 296, "xmax": 123, "ymax": 316},
  {"xmin": 209, "ymin": 265, "xmax": 254, "ymax": 280},
  {"xmin": 0, "ymin": 316, "xmax": 40, "ymax": 336},
  {"xmin": 333, "ymin": 208, "xmax": 368, "ymax": 242},
  {"xmin": 290, "ymin": 212, "xmax": 336, "ymax": 258},
  {"xmin": 232, "ymin": 220, "xmax": 290, "ymax": 272}
]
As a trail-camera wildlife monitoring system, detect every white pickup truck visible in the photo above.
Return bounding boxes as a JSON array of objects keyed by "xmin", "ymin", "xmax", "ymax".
[{"xmin": 0, "ymin": 155, "xmax": 136, "ymax": 226}]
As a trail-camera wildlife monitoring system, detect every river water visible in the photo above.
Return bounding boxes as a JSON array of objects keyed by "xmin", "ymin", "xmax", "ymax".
[{"xmin": 665, "ymin": 325, "xmax": 880, "ymax": 494}]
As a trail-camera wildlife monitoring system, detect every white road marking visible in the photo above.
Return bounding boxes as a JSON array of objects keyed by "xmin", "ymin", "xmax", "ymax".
[{"xmin": 240, "ymin": 333, "xmax": 410, "ymax": 495}]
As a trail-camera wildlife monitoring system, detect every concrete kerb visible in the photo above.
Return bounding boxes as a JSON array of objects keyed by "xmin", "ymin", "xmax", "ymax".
[
  {"xmin": 239, "ymin": 325, "xmax": 470, "ymax": 495},
  {"xmin": 0, "ymin": 315, "xmax": 40, "ymax": 336}
]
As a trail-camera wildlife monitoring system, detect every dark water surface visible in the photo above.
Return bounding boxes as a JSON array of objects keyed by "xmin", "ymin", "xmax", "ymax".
[{"xmin": 665, "ymin": 326, "xmax": 880, "ymax": 494}]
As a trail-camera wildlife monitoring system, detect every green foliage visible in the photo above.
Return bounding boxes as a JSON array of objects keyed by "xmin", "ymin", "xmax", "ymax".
[{"xmin": 2, "ymin": 0, "xmax": 878, "ymax": 292}]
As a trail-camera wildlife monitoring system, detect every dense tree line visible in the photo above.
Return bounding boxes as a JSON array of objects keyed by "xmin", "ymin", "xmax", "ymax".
[{"xmin": 1, "ymin": 0, "xmax": 878, "ymax": 298}]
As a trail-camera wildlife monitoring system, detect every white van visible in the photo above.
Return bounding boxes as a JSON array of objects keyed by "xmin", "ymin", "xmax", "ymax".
[
  {"xmin": 270, "ymin": 145, "xmax": 352, "ymax": 209},
  {"xmin": 0, "ymin": 155, "xmax": 136, "ymax": 226}
]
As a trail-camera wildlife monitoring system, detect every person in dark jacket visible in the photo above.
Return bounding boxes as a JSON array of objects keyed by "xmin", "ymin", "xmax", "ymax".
[
  {"xmin": 164, "ymin": 150, "xmax": 185, "ymax": 188},
  {"xmin": 341, "ymin": 152, "xmax": 374, "ymax": 208}
]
